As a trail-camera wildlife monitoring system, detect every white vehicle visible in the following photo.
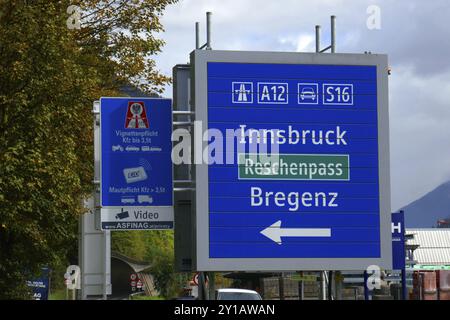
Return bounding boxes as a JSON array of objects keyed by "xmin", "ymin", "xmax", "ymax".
[{"xmin": 215, "ymin": 288, "xmax": 262, "ymax": 300}]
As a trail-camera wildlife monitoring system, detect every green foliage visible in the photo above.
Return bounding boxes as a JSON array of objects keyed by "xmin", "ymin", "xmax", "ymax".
[
  {"xmin": 73, "ymin": 0, "xmax": 177, "ymax": 94},
  {"xmin": 143, "ymin": 230, "xmax": 177, "ymax": 298},
  {"xmin": 0, "ymin": 0, "xmax": 176, "ymax": 299},
  {"xmin": 49, "ymin": 288, "xmax": 67, "ymax": 301},
  {"xmin": 111, "ymin": 231, "xmax": 148, "ymax": 261},
  {"xmin": 112, "ymin": 230, "xmax": 188, "ymax": 298}
]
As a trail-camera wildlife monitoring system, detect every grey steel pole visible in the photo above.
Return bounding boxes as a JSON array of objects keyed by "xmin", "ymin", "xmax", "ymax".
[
  {"xmin": 364, "ymin": 271, "xmax": 370, "ymax": 300},
  {"xmin": 198, "ymin": 272, "xmax": 209, "ymax": 300},
  {"xmin": 322, "ymin": 271, "xmax": 327, "ymax": 300},
  {"xmin": 335, "ymin": 271, "xmax": 342, "ymax": 300},
  {"xmin": 208, "ymin": 272, "xmax": 215, "ymax": 300},
  {"xmin": 315, "ymin": 25, "xmax": 321, "ymax": 53},
  {"xmin": 195, "ymin": 22, "xmax": 200, "ymax": 49},
  {"xmin": 331, "ymin": 15, "xmax": 336, "ymax": 53},
  {"xmin": 298, "ymin": 272, "xmax": 304, "ymax": 300},
  {"xmin": 328, "ymin": 271, "xmax": 333, "ymax": 300},
  {"xmin": 103, "ymin": 230, "xmax": 108, "ymax": 300},
  {"xmin": 206, "ymin": 12, "xmax": 212, "ymax": 50}
]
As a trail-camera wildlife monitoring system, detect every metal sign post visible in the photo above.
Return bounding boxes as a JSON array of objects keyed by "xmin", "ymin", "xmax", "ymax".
[
  {"xmin": 364, "ymin": 271, "xmax": 370, "ymax": 300},
  {"xmin": 392, "ymin": 211, "xmax": 407, "ymax": 300},
  {"xmin": 78, "ymin": 104, "xmax": 111, "ymax": 300}
]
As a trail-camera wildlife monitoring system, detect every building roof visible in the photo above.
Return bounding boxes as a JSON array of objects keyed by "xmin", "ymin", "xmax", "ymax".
[{"xmin": 406, "ymin": 229, "xmax": 450, "ymax": 265}]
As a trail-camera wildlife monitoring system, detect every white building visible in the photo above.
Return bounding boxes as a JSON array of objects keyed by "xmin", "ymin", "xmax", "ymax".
[{"xmin": 406, "ymin": 229, "xmax": 450, "ymax": 269}]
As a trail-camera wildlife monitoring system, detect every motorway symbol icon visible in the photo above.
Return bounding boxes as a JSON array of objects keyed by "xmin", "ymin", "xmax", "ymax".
[{"xmin": 232, "ymin": 82, "xmax": 253, "ymax": 104}]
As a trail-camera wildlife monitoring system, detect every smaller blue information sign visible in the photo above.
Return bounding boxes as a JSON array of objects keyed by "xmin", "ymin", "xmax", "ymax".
[
  {"xmin": 100, "ymin": 97, "xmax": 173, "ymax": 230},
  {"xmin": 26, "ymin": 268, "xmax": 50, "ymax": 300},
  {"xmin": 392, "ymin": 212, "xmax": 406, "ymax": 270}
]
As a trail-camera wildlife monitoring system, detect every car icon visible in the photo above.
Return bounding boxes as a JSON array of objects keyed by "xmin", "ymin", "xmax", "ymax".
[{"xmin": 300, "ymin": 87, "xmax": 316, "ymax": 100}]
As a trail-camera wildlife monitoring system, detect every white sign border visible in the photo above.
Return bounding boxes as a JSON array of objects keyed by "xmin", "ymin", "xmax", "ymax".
[{"xmin": 192, "ymin": 50, "xmax": 391, "ymax": 271}]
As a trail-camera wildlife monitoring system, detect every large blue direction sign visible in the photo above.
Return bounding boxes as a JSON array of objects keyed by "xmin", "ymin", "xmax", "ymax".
[
  {"xmin": 100, "ymin": 97, "xmax": 173, "ymax": 230},
  {"xmin": 193, "ymin": 50, "xmax": 391, "ymax": 271}
]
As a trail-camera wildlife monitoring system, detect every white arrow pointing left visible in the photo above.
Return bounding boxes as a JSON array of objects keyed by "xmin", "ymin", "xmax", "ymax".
[{"xmin": 260, "ymin": 220, "xmax": 332, "ymax": 245}]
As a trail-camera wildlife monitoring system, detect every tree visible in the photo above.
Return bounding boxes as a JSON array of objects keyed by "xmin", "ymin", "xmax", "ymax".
[
  {"xmin": 111, "ymin": 230, "xmax": 185, "ymax": 298},
  {"xmin": 0, "ymin": 0, "xmax": 176, "ymax": 299},
  {"xmin": 142, "ymin": 230, "xmax": 179, "ymax": 298}
]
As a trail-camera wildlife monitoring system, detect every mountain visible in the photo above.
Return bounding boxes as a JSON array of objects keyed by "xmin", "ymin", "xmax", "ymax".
[{"xmin": 401, "ymin": 180, "xmax": 450, "ymax": 228}]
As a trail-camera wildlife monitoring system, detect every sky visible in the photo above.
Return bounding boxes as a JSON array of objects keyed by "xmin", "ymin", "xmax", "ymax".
[{"xmin": 152, "ymin": 0, "xmax": 450, "ymax": 211}]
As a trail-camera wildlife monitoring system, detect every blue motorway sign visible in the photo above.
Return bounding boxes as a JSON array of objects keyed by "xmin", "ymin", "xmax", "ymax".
[
  {"xmin": 392, "ymin": 212, "xmax": 406, "ymax": 270},
  {"xmin": 100, "ymin": 97, "xmax": 173, "ymax": 230},
  {"xmin": 26, "ymin": 268, "xmax": 50, "ymax": 300},
  {"xmin": 193, "ymin": 51, "xmax": 391, "ymax": 271}
]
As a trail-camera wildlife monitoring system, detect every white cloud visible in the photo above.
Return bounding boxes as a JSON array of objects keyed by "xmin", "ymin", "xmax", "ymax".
[
  {"xmin": 279, "ymin": 34, "xmax": 315, "ymax": 52},
  {"xmin": 389, "ymin": 65, "xmax": 450, "ymax": 209},
  {"xmin": 152, "ymin": 0, "xmax": 450, "ymax": 210}
]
